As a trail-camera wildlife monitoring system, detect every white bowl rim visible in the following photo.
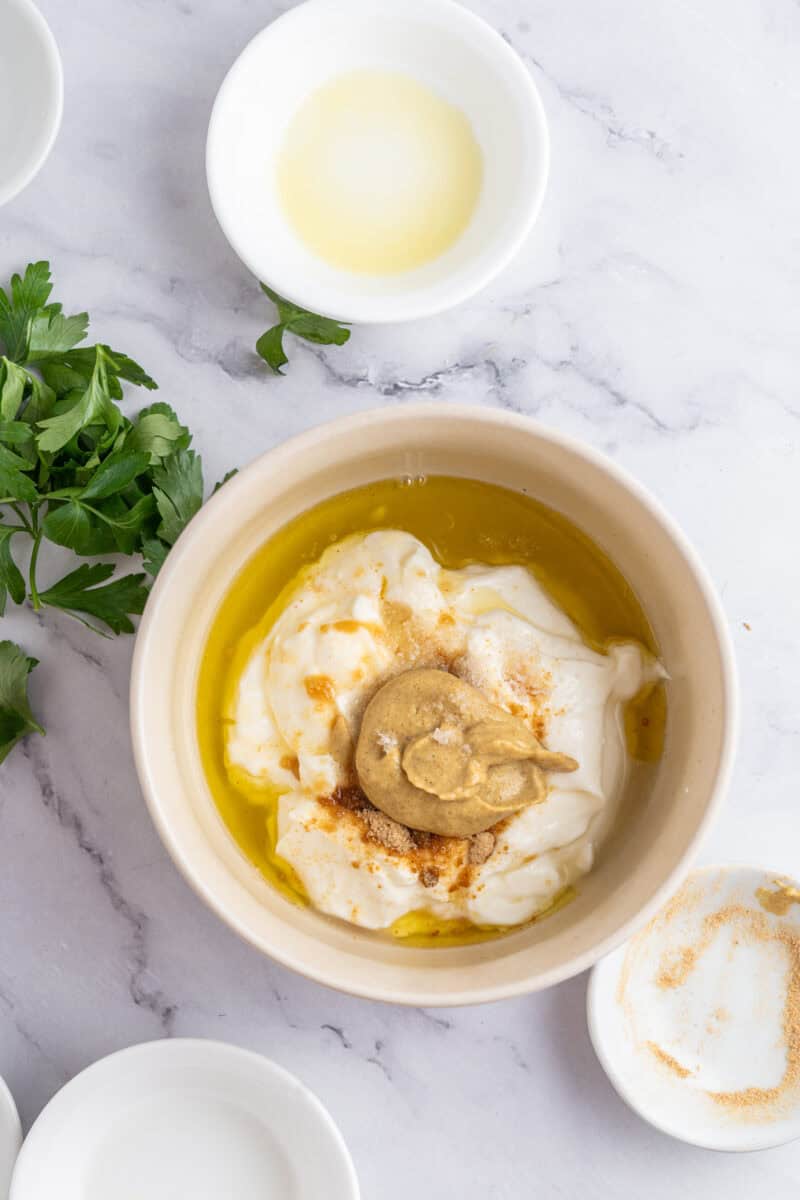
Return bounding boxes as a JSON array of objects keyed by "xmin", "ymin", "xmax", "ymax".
[
  {"xmin": 0, "ymin": 0, "xmax": 63, "ymax": 208},
  {"xmin": 586, "ymin": 863, "xmax": 800, "ymax": 1152},
  {"xmin": 205, "ymin": 0, "xmax": 550, "ymax": 324},
  {"xmin": 130, "ymin": 404, "xmax": 739, "ymax": 1006}
]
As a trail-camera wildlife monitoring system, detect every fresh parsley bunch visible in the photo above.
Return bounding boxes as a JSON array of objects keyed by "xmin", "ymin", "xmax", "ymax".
[{"xmin": 0, "ymin": 261, "xmax": 231, "ymax": 762}]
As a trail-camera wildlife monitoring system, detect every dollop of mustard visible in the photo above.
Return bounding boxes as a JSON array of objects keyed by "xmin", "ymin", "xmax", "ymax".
[{"xmin": 355, "ymin": 668, "xmax": 577, "ymax": 837}]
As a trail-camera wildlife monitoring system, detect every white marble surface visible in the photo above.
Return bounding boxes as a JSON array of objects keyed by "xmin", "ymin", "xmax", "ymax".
[{"xmin": 1, "ymin": 0, "xmax": 799, "ymax": 1194}]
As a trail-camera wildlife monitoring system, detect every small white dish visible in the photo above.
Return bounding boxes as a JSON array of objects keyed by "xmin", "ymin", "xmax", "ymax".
[
  {"xmin": 0, "ymin": 0, "xmax": 62, "ymax": 206},
  {"xmin": 206, "ymin": 0, "xmax": 549, "ymax": 323},
  {"xmin": 8, "ymin": 1040, "xmax": 359, "ymax": 1199},
  {"xmin": 0, "ymin": 1077, "xmax": 22, "ymax": 1197},
  {"xmin": 588, "ymin": 865, "xmax": 800, "ymax": 1151}
]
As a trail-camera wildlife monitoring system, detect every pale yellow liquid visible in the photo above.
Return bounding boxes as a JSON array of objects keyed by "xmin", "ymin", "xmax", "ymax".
[
  {"xmin": 276, "ymin": 70, "xmax": 484, "ymax": 274},
  {"xmin": 197, "ymin": 477, "xmax": 666, "ymax": 947}
]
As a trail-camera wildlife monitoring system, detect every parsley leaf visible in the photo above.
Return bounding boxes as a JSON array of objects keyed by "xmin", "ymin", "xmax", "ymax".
[
  {"xmin": 39, "ymin": 563, "xmax": 148, "ymax": 636},
  {"xmin": 41, "ymin": 500, "xmax": 97, "ymax": 554},
  {"xmin": 0, "ymin": 442, "xmax": 38, "ymax": 503},
  {"xmin": 36, "ymin": 346, "xmax": 122, "ymax": 454},
  {"xmin": 0, "ymin": 262, "xmax": 54, "ymax": 363},
  {"xmin": 151, "ymin": 448, "xmax": 203, "ymax": 546},
  {"xmin": 141, "ymin": 537, "xmax": 169, "ymax": 577},
  {"xmin": 1, "ymin": 358, "xmax": 30, "ymax": 421},
  {"xmin": 79, "ymin": 451, "xmax": 152, "ymax": 500},
  {"xmin": 0, "ymin": 641, "xmax": 44, "ymax": 762},
  {"xmin": 39, "ymin": 345, "xmax": 157, "ymax": 398},
  {"xmin": 20, "ymin": 375, "xmax": 55, "ymax": 424},
  {"xmin": 256, "ymin": 283, "xmax": 350, "ymax": 375},
  {"xmin": 26, "ymin": 309, "xmax": 90, "ymax": 361},
  {"xmin": 128, "ymin": 402, "xmax": 190, "ymax": 464},
  {"xmin": 212, "ymin": 468, "xmax": 238, "ymax": 494},
  {"xmin": 0, "ymin": 528, "xmax": 25, "ymax": 614},
  {"xmin": 255, "ymin": 324, "xmax": 289, "ymax": 375}
]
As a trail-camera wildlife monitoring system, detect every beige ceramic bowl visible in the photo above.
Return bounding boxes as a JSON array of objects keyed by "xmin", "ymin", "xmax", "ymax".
[{"xmin": 130, "ymin": 406, "xmax": 738, "ymax": 1006}]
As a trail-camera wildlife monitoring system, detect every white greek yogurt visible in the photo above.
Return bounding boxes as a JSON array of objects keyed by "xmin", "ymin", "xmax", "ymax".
[{"xmin": 225, "ymin": 531, "xmax": 660, "ymax": 930}]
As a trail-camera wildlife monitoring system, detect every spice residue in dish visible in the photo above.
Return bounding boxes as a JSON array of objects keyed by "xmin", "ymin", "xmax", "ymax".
[
  {"xmin": 618, "ymin": 873, "xmax": 800, "ymax": 1120},
  {"xmin": 655, "ymin": 945, "xmax": 699, "ymax": 991},
  {"xmin": 702, "ymin": 907, "xmax": 800, "ymax": 1112},
  {"xmin": 646, "ymin": 1041, "xmax": 694, "ymax": 1080},
  {"xmin": 756, "ymin": 880, "xmax": 800, "ymax": 917}
]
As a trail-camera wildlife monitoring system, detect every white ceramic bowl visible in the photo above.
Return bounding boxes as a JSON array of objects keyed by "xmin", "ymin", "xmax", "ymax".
[
  {"xmin": 206, "ymin": 0, "xmax": 549, "ymax": 323},
  {"xmin": 0, "ymin": 0, "xmax": 62, "ymax": 206},
  {"xmin": 131, "ymin": 406, "xmax": 738, "ymax": 1006},
  {"xmin": 0, "ymin": 1076, "xmax": 21, "ymax": 1198},
  {"xmin": 8, "ymin": 1040, "xmax": 359, "ymax": 1199},
  {"xmin": 588, "ymin": 866, "xmax": 800, "ymax": 1151}
]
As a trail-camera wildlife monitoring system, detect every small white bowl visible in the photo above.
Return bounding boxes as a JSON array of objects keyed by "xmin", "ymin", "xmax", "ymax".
[
  {"xmin": 588, "ymin": 865, "xmax": 800, "ymax": 1151},
  {"xmin": 206, "ymin": 0, "xmax": 549, "ymax": 323},
  {"xmin": 131, "ymin": 405, "xmax": 738, "ymax": 1006},
  {"xmin": 8, "ymin": 1040, "xmax": 359, "ymax": 1199},
  {"xmin": 0, "ymin": 1077, "xmax": 21, "ymax": 1197},
  {"xmin": 0, "ymin": 0, "xmax": 62, "ymax": 206}
]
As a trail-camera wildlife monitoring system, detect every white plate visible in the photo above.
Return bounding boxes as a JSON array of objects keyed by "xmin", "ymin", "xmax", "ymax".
[
  {"xmin": 0, "ymin": 0, "xmax": 62, "ymax": 206},
  {"xmin": 207, "ymin": 0, "xmax": 549, "ymax": 323},
  {"xmin": 9, "ymin": 1040, "xmax": 359, "ymax": 1199},
  {"xmin": 588, "ymin": 865, "xmax": 800, "ymax": 1151}
]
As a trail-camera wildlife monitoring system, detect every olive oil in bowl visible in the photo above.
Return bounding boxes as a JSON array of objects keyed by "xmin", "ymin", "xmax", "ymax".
[{"xmin": 277, "ymin": 70, "xmax": 484, "ymax": 274}]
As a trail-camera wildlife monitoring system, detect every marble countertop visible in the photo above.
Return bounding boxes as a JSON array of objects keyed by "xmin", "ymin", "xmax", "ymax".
[{"xmin": 2, "ymin": 0, "xmax": 800, "ymax": 1194}]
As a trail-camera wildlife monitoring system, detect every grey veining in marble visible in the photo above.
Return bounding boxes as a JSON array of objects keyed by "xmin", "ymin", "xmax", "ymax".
[{"xmin": 2, "ymin": 0, "xmax": 800, "ymax": 1195}]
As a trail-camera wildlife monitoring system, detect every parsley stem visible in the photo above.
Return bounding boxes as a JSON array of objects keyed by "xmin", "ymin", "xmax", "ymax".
[
  {"xmin": 28, "ymin": 517, "xmax": 42, "ymax": 612},
  {"xmin": 10, "ymin": 503, "xmax": 34, "ymax": 537}
]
